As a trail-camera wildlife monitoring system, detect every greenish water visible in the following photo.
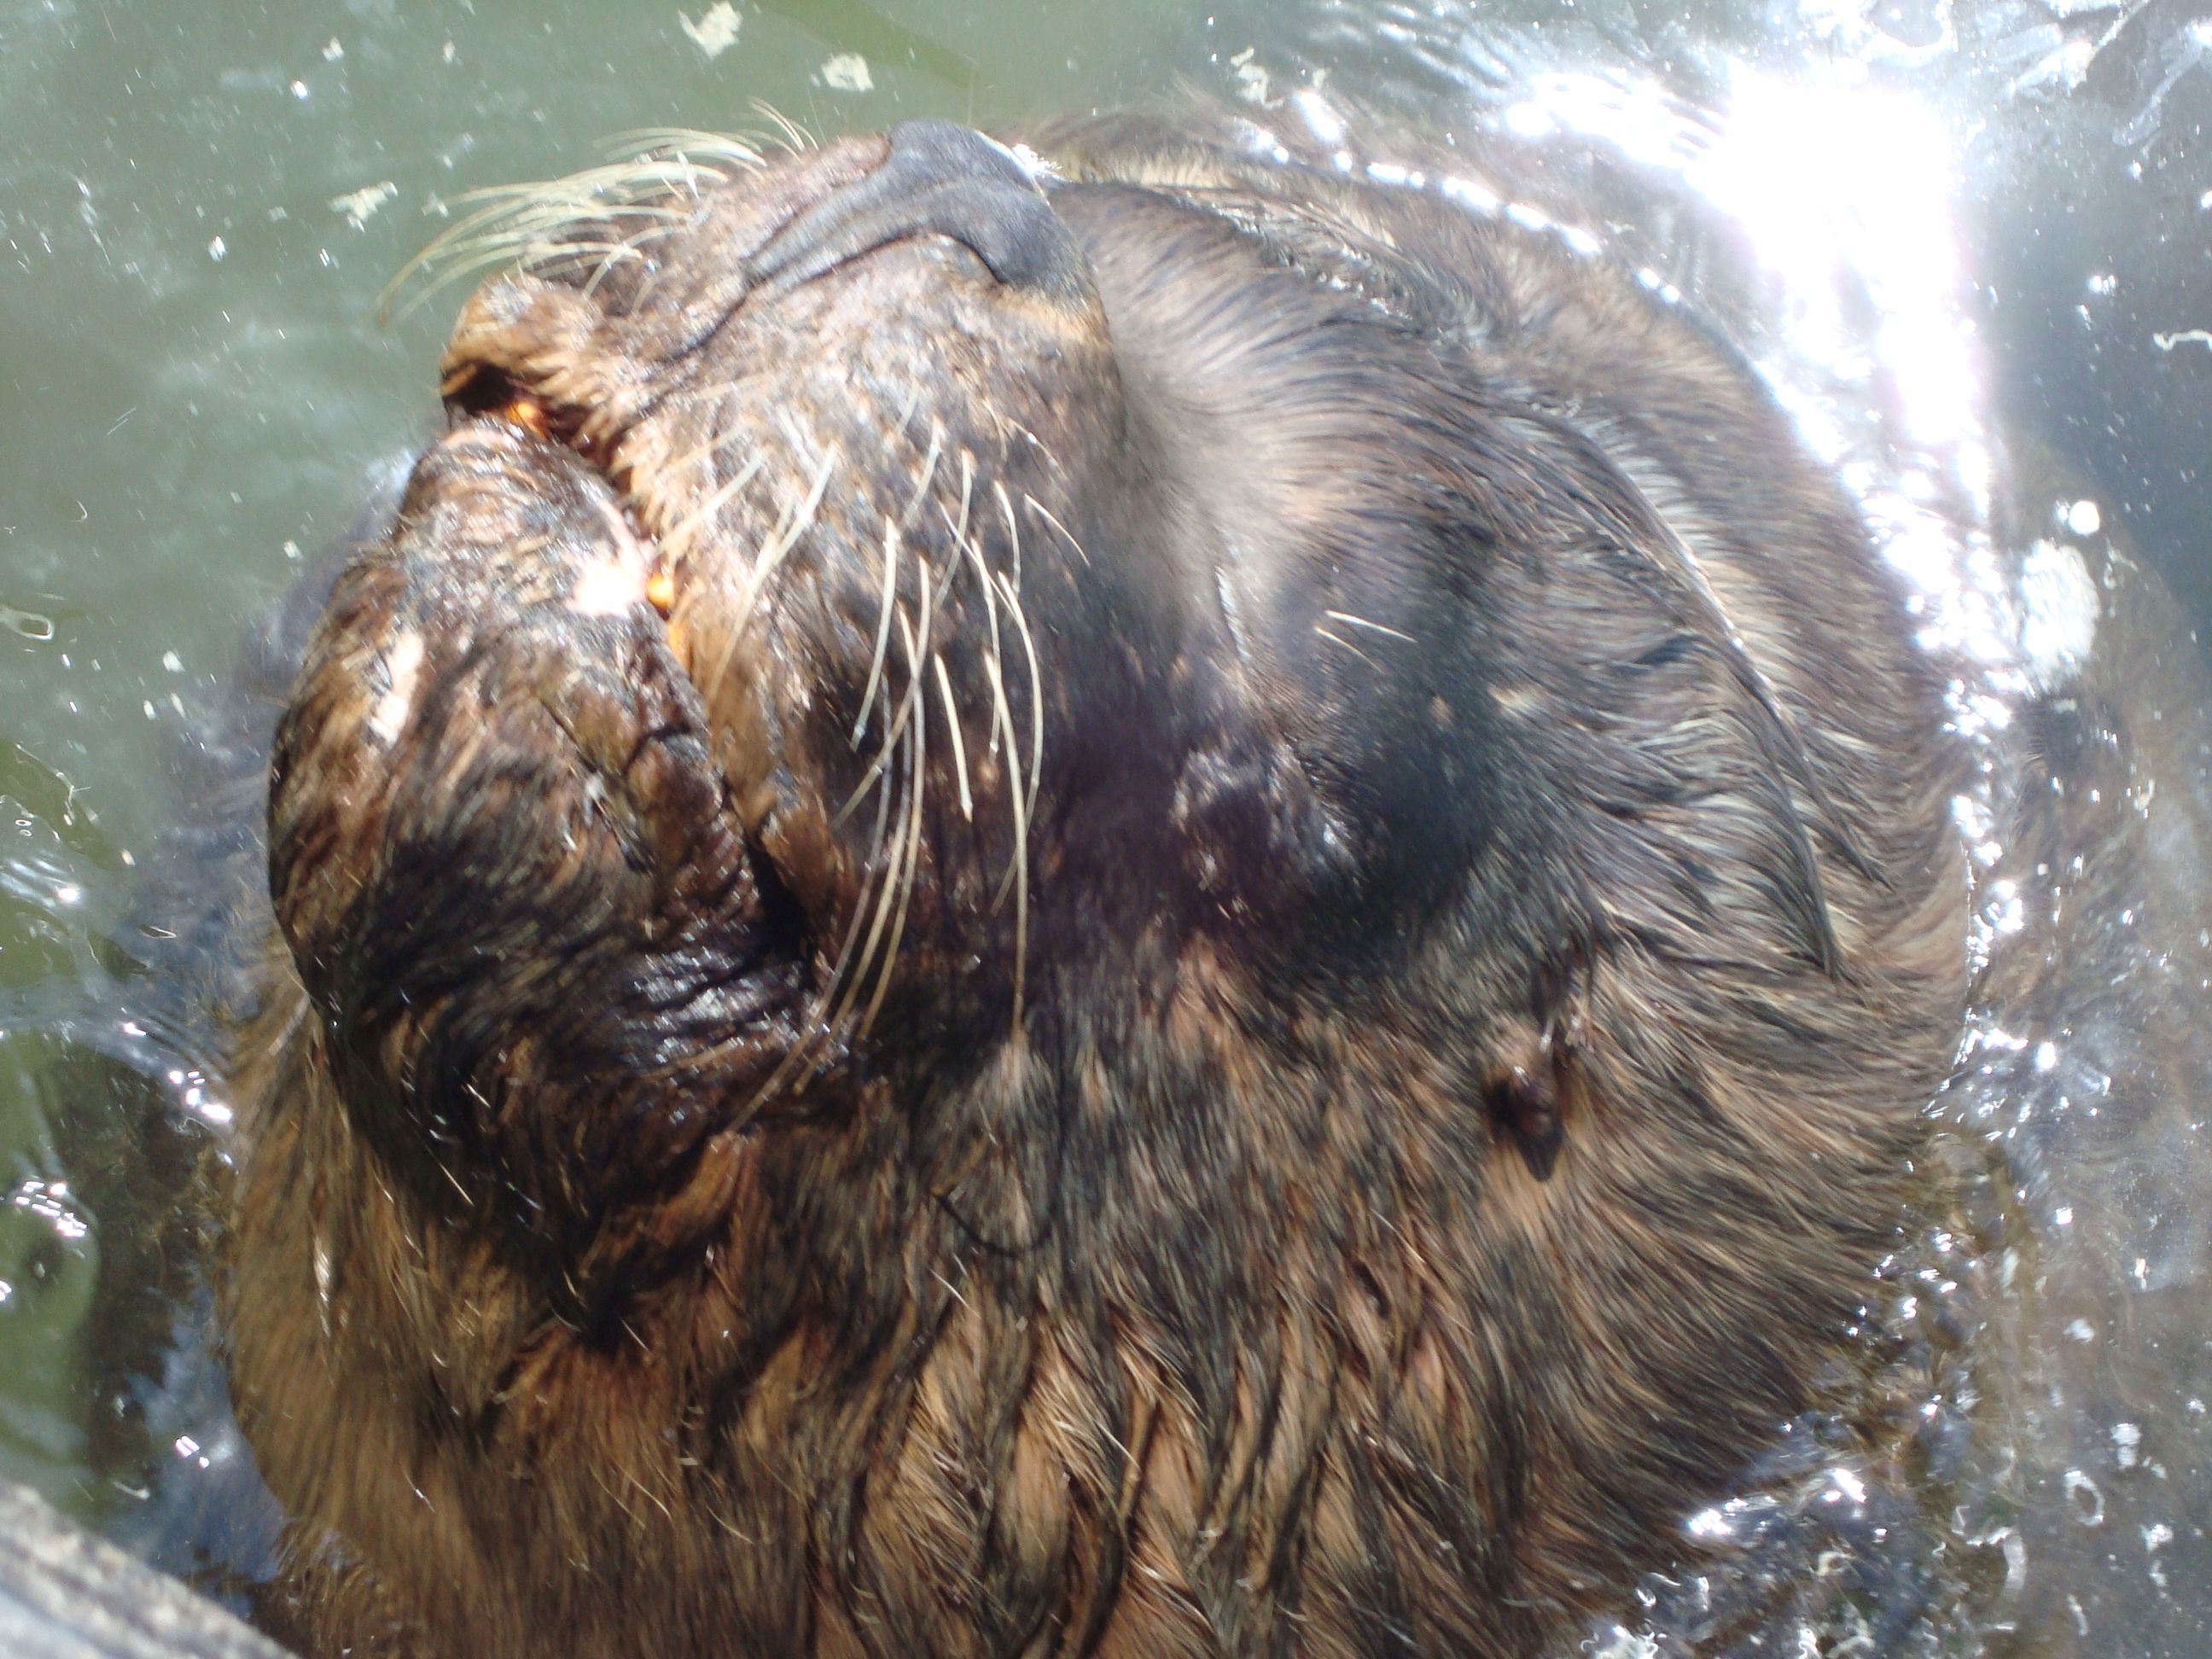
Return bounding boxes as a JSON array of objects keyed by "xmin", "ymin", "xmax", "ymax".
[{"xmin": 5, "ymin": 0, "xmax": 2212, "ymax": 1651}]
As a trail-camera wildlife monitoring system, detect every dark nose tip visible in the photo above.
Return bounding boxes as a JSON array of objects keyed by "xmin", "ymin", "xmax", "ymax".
[{"xmin": 742, "ymin": 119, "xmax": 1091, "ymax": 303}]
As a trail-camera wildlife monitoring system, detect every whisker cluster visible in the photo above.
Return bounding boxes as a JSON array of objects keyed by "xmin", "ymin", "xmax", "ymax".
[
  {"xmin": 380, "ymin": 129, "xmax": 770, "ymax": 320},
  {"xmin": 680, "ymin": 409, "xmax": 1045, "ymax": 1102},
  {"xmin": 806, "ymin": 430, "xmax": 1051, "ymax": 1051}
]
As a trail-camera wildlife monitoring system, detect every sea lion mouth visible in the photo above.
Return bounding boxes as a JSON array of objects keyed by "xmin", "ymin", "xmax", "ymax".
[{"xmin": 266, "ymin": 413, "xmax": 817, "ymax": 1262}]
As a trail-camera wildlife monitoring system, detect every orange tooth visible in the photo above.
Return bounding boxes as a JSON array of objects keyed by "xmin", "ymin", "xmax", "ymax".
[
  {"xmin": 501, "ymin": 396, "xmax": 550, "ymax": 438},
  {"xmin": 645, "ymin": 571, "xmax": 676, "ymax": 616}
]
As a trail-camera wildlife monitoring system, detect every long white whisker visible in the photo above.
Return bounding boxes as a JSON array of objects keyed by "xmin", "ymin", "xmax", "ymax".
[
  {"xmin": 933, "ymin": 652, "xmax": 974, "ymax": 822},
  {"xmin": 1022, "ymin": 493, "xmax": 1088, "ymax": 568},
  {"xmin": 687, "ymin": 447, "xmax": 834, "ymax": 735},
  {"xmin": 991, "ymin": 481, "xmax": 1022, "ymax": 567},
  {"xmin": 960, "ymin": 519, "xmax": 1008, "ymax": 765},
  {"xmin": 1312, "ymin": 625, "xmax": 1378, "ymax": 668},
  {"xmin": 660, "ymin": 415, "xmax": 757, "ymax": 494},
  {"xmin": 838, "ymin": 533, "xmax": 944, "ymax": 824},
  {"xmin": 661, "ymin": 453, "xmax": 765, "ymax": 568},
  {"xmin": 836, "ymin": 603, "xmax": 926, "ymax": 1032},
  {"xmin": 852, "ymin": 520, "xmax": 902, "ymax": 745},
  {"xmin": 862, "ymin": 657, "xmax": 929, "ymax": 1037},
  {"xmin": 992, "ymin": 567, "xmax": 1045, "ymax": 831},
  {"xmin": 1322, "ymin": 608, "xmax": 1416, "ymax": 643},
  {"xmin": 748, "ymin": 101, "xmax": 818, "ymax": 152},
  {"xmin": 739, "ymin": 445, "xmax": 837, "ymax": 618},
  {"xmin": 902, "ymin": 425, "xmax": 944, "ymax": 528},
  {"xmin": 946, "ymin": 450, "xmax": 975, "ymax": 571},
  {"xmin": 816, "ymin": 716, "xmax": 902, "ymax": 1039},
  {"xmin": 606, "ymin": 128, "xmax": 766, "ymax": 172},
  {"xmin": 998, "ymin": 679, "xmax": 1030, "ymax": 1028},
  {"xmin": 381, "ymin": 151, "xmax": 736, "ymax": 317}
]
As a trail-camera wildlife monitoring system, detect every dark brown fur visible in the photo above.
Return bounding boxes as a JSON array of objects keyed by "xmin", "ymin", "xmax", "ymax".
[{"xmin": 224, "ymin": 108, "xmax": 1969, "ymax": 1657}]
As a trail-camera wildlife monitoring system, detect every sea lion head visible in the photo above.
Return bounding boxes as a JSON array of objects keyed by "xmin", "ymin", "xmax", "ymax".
[
  {"xmin": 271, "ymin": 119, "xmax": 1560, "ymax": 1256},
  {"xmin": 249, "ymin": 110, "xmax": 1968, "ymax": 1653}
]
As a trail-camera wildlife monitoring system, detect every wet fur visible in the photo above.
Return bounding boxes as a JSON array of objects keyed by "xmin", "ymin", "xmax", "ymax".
[{"xmin": 224, "ymin": 108, "xmax": 1968, "ymax": 1657}]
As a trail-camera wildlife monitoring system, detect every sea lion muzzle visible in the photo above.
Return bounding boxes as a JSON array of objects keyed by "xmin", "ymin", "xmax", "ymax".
[{"xmin": 269, "ymin": 424, "xmax": 807, "ymax": 1288}]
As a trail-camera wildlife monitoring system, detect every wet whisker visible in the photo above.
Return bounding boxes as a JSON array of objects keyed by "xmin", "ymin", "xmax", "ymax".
[
  {"xmin": 738, "ymin": 445, "xmax": 838, "ymax": 619},
  {"xmin": 933, "ymin": 652, "xmax": 975, "ymax": 822},
  {"xmin": 661, "ymin": 452, "xmax": 766, "ymax": 568},
  {"xmin": 852, "ymin": 519, "xmax": 903, "ymax": 745},
  {"xmin": 861, "ymin": 619, "xmax": 931, "ymax": 1037}
]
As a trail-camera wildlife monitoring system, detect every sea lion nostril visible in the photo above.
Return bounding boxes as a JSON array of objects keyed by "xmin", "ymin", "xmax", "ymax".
[{"xmin": 742, "ymin": 118, "xmax": 1091, "ymax": 302}]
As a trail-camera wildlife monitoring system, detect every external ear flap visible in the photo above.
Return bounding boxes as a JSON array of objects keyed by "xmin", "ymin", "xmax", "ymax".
[{"xmin": 1481, "ymin": 1005, "xmax": 1576, "ymax": 1182}]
